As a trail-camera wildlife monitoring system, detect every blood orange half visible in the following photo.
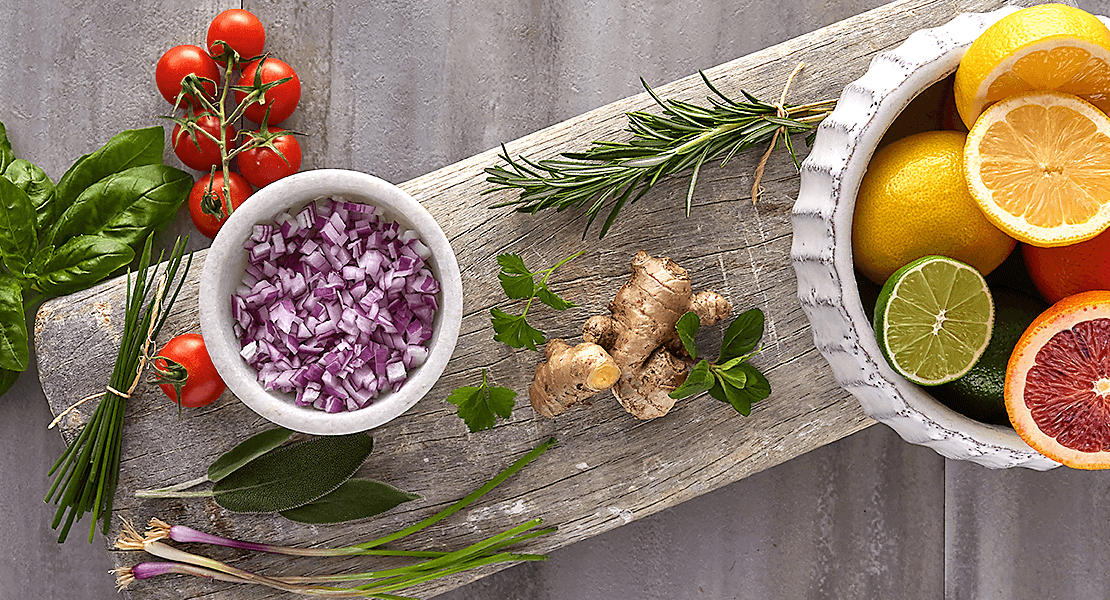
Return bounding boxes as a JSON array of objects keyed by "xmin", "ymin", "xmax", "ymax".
[{"xmin": 1006, "ymin": 290, "xmax": 1110, "ymax": 469}]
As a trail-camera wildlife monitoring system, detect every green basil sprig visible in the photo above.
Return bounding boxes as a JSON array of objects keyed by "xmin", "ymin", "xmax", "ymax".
[{"xmin": 0, "ymin": 122, "xmax": 191, "ymax": 396}]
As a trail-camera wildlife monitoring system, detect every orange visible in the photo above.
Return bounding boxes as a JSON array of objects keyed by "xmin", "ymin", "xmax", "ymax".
[
  {"xmin": 1005, "ymin": 290, "xmax": 1110, "ymax": 469},
  {"xmin": 954, "ymin": 4, "xmax": 1110, "ymax": 130},
  {"xmin": 963, "ymin": 90, "xmax": 1110, "ymax": 247},
  {"xmin": 1023, "ymin": 228, "xmax": 1110, "ymax": 303}
]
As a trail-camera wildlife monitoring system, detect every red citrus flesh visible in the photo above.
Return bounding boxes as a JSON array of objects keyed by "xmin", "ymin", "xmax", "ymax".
[{"xmin": 1006, "ymin": 290, "xmax": 1110, "ymax": 469}]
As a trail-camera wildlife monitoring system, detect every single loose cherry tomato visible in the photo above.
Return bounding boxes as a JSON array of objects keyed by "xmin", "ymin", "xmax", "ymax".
[
  {"xmin": 171, "ymin": 110, "xmax": 235, "ymax": 171},
  {"xmin": 237, "ymin": 129, "xmax": 302, "ymax": 188},
  {"xmin": 207, "ymin": 9, "xmax": 266, "ymax": 61},
  {"xmin": 235, "ymin": 57, "xmax": 301, "ymax": 125},
  {"xmin": 189, "ymin": 171, "xmax": 253, "ymax": 239},
  {"xmin": 154, "ymin": 333, "xmax": 226, "ymax": 408},
  {"xmin": 155, "ymin": 45, "xmax": 221, "ymax": 105}
]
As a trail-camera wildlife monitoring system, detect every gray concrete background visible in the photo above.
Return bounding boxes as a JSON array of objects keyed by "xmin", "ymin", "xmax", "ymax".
[{"xmin": 3, "ymin": 1, "xmax": 1110, "ymax": 599}]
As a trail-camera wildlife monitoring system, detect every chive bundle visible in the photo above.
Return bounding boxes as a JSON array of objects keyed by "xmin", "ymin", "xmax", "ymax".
[{"xmin": 46, "ymin": 235, "xmax": 192, "ymax": 543}]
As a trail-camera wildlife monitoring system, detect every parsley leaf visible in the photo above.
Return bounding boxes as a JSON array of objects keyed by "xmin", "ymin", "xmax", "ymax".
[
  {"xmin": 491, "ymin": 307, "xmax": 546, "ymax": 350},
  {"xmin": 490, "ymin": 250, "xmax": 584, "ymax": 351},
  {"xmin": 447, "ymin": 370, "xmax": 517, "ymax": 433}
]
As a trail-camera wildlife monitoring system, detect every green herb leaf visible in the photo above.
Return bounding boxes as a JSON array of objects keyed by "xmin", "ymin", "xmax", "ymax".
[
  {"xmin": 4, "ymin": 159, "xmax": 56, "ymax": 236},
  {"xmin": 491, "ymin": 307, "xmax": 545, "ymax": 350},
  {"xmin": 48, "ymin": 164, "xmax": 191, "ymax": 250},
  {"xmin": 0, "ymin": 274, "xmax": 27, "ymax": 372},
  {"xmin": 675, "ymin": 311, "xmax": 701, "ymax": 360},
  {"xmin": 714, "ymin": 362, "xmax": 749, "ymax": 389},
  {"xmin": 207, "ymin": 427, "xmax": 294, "ymax": 483},
  {"xmin": 0, "ymin": 176, "xmax": 36, "ymax": 276},
  {"xmin": 718, "ymin": 308, "xmax": 765, "ymax": 362},
  {"xmin": 668, "ymin": 359, "xmax": 713, "ymax": 400},
  {"xmin": 279, "ymin": 478, "xmax": 419, "ymax": 524},
  {"xmin": 0, "ymin": 122, "xmax": 15, "ymax": 174},
  {"xmin": 536, "ymin": 285, "xmax": 574, "ymax": 310},
  {"xmin": 711, "ymin": 363, "xmax": 770, "ymax": 416},
  {"xmin": 213, "ymin": 433, "xmax": 373, "ymax": 513},
  {"xmin": 33, "ymin": 235, "xmax": 134, "ymax": 296},
  {"xmin": 0, "ymin": 367, "xmax": 17, "ymax": 397},
  {"xmin": 447, "ymin": 370, "xmax": 517, "ymax": 433},
  {"xmin": 53, "ymin": 126, "xmax": 163, "ymax": 218},
  {"xmin": 496, "ymin": 253, "xmax": 530, "ymax": 275},
  {"xmin": 498, "ymin": 270, "xmax": 535, "ymax": 300}
]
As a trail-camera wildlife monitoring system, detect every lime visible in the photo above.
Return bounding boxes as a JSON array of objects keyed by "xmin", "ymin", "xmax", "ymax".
[
  {"xmin": 933, "ymin": 288, "xmax": 1047, "ymax": 424},
  {"xmin": 873, "ymin": 256, "xmax": 995, "ymax": 386}
]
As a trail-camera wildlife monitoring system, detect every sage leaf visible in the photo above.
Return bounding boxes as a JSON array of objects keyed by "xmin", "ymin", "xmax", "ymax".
[
  {"xmin": 0, "ymin": 176, "xmax": 36, "ymax": 277},
  {"xmin": 0, "ymin": 367, "xmax": 17, "ymax": 397},
  {"xmin": 34, "ymin": 236, "xmax": 133, "ymax": 296},
  {"xmin": 207, "ymin": 427, "xmax": 294, "ymax": 483},
  {"xmin": 675, "ymin": 311, "xmax": 700, "ymax": 360},
  {"xmin": 3, "ymin": 159, "xmax": 55, "ymax": 235},
  {"xmin": 53, "ymin": 126, "xmax": 163, "ymax": 218},
  {"xmin": 669, "ymin": 359, "xmax": 713, "ymax": 399},
  {"xmin": 718, "ymin": 308, "xmax": 765, "ymax": 363},
  {"xmin": 213, "ymin": 433, "xmax": 374, "ymax": 513},
  {"xmin": 0, "ymin": 121, "xmax": 14, "ymax": 173},
  {"xmin": 279, "ymin": 479, "xmax": 419, "ymax": 524},
  {"xmin": 48, "ymin": 164, "xmax": 191, "ymax": 250},
  {"xmin": 0, "ymin": 273, "xmax": 27, "ymax": 372}
]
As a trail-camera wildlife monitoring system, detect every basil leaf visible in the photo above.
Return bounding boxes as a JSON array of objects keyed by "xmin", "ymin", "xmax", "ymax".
[
  {"xmin": 668, "ymin": 359, "xmax": 713, "ymax": 399},
  {"xmin": 0, "ymin": 121, "xmax": 15, "ymax": 174},
  {"xmin": 4, "ymin": 159, "xmax": 56, "ymax": 236},
  {"xmin": 213, "ymin": 433, "xmax": 374, "ymax": 513},
  {"xmin": 207, "ymin": 427, "xmax": 294, "ymax": 483},
  {"xmin": 53, "ymin": 126, "xmax": 163, "ymax": 218},
  {"xmin": 675, "ymin": 311, "xmax": 700, "ymax": 360},
  {"xmin": 34, "ymin": 235, "xmax": 134, "ymax": 296},
  {"xmin": 0, "ymin": 274, "xmax": 28, "ymax": 372},
  {"xmin": 48, "ymin": 164, "xmax": 190, "ymax": 250},
  {"xmin": 0, "ymin": 176, "xmax": 37, "ymax": 275},
  {"xmin": 718, "ymin": 308, "xmax": 765, "ymax": 363},
  {"xmin": 279, "ymin": 479, "xmax": 419, "ymax": 524}
]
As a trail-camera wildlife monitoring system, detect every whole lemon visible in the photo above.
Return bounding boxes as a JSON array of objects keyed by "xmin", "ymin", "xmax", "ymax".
[{"xmin": 852, "ymin": 130, "xmax": 1015, "ymax": 285}]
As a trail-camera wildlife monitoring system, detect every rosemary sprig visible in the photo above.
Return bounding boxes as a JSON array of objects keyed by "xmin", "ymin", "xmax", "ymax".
[
  {"xmin": 485, "ymin": 70, "xmax": 836, "ymax": 238},
  {"xmin": 46, "ymin": 235, "xmax": 193, "ymax": 543}
]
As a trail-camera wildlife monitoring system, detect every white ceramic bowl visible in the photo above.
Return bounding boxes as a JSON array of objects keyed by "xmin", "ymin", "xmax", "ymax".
[
  {"xmin": 199, "ymin": 169, "xmax": 463, "ymax": 435},
  {"xmin": 791, "ymin": 6, "xmax": 1081, "ymax": 470}
]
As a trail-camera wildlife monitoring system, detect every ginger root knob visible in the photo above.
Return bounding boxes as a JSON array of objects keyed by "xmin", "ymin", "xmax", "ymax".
[{"xmin": 529, "ymin": 339, "xmax": 620, "ymax": 418}]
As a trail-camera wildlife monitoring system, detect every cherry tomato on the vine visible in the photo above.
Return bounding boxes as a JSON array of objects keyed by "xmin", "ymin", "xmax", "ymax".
[
  {"xmin": 235, "ymin": 58, "xmax": 301, "ymax": 125},
  {"xmin": 154, "ymin": 333, "xmax": 226, "ymax": 408},
  {"xmin": 189, "ymin": 171, "xmax": 253, "ymax": 239},
  {"xmin": 155, "ymin": 45, "xmax": 221, "ymax": 105},
  {"xmin": 207, "ymin": 9, "xmax": 266, "ymax": 61},
  {"xmin": 238, "ymin": 129, "xmax": 302, "ymax": 188},
  {"xmin": 171, "ymin": 110, "xmax": 235, "ymax": 172}
]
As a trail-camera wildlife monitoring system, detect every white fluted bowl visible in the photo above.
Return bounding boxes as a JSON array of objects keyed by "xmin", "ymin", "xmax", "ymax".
[
  {"xmin": 789, "ymin": 6, "xmax": 1092, "ymax": 470},
  {"xmin": 199, "ymin": 169, "xmax": 463, "ymax": 435}
]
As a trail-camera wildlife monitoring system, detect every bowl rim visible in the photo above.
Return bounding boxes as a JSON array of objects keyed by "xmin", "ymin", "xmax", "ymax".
[
  {"xmin": 790, "ymin": 6, "xmax": 1063, "ymax": 470},
  {"xmin": 198, "ymin": 168, "xmax": 463, "ymax": 435}
]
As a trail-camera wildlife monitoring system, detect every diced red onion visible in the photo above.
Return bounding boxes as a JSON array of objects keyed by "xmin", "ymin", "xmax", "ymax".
[{"xmin": 233, "ymin": 196, "xmax": 440, "ymax": 413}]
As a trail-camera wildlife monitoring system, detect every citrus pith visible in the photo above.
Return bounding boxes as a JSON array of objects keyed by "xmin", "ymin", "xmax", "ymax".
[
  {"xmin": 954, "ymin": 3, "xmax": 1110, "ymax": 129},
  {"xmin": 1006, "ymin": 290, "xmax": 1110, "ymax": 469},
  {"xmin": 964, "ymin": 90, "xmax": 1110, "ymax": 247}
]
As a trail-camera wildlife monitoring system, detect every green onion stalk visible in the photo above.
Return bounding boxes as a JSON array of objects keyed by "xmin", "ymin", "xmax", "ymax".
[
  {"xmin": 116, "ymin": 438, "xmax": 558, "ymax": 597},
  {"xmin": 45, "ymin": 236, "xmax": 192, "ymax": 543}
]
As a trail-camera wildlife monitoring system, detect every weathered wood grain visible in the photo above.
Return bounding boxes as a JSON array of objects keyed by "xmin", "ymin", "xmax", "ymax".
[{"xmin": 35, "ymin": 0, "xmax": 1026, "ymax": 598}]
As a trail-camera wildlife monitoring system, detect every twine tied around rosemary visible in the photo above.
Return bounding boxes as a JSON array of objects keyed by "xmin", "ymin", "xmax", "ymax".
[{"xmin": 751, "ymin": 61, "xmax": 807, "ymax": 204}]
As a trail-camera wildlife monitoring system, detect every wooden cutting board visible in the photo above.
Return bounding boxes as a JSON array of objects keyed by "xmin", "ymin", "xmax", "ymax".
[{"xmin": 34, "ymin": 0, "xmax": 1020, "ymax": 597}]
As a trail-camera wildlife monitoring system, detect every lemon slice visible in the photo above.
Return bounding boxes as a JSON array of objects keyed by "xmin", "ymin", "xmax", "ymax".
[
  {"xmin": 954, "ymin": 4, "xmax": 1110, "ymax": 130},
  {"xmin": 964, "ymin": 90, "xmax": 1110, "ymax": 247}
]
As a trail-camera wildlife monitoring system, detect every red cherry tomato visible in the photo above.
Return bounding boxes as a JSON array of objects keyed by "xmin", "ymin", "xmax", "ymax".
[
  {"xmin": 155, "ymin": 45, "xmax": 221, "ymax": 105},
  {"xmin": 171, "ymin": 110, "xmax": 235, "ymax": 172},
  {"xmin": 237, "ymin": 129, "xmax": 302, "ymax": 188},
  {"xmin": 207, "ymin": 9, "xmax": 266, "ymax": 60},
  {"xmin": 189, "ymin": 171, "xmax": 253, "ymax": 239},
  {"xmin": 234, "ymin": 58, "xmax": 301, "ymax": 125},
  {"xmin": 154, "ymin": 333, "xmax": 226, "ymax": 408}
]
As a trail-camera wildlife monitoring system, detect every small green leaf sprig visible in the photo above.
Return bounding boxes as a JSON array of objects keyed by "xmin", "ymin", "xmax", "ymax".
[
  {"xmin": 669, "ymin": 308, "xmax": 771, "ymax": 416},
  {"xmin": 447, "ymin": 369, "xmax": 518, "ymax": 433},
  {"xmin": 490, "ymin": 250, "xmax": 584, "ymax": 350}
]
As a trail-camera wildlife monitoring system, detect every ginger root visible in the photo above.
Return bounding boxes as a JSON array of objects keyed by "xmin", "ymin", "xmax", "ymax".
[
  {"xmin": 529, "ymin": 339, "xmax": 621, "ymax": 418},
  {"xmin": 527, "ymin": 250, "xmax": 731, "ymax": 420}
]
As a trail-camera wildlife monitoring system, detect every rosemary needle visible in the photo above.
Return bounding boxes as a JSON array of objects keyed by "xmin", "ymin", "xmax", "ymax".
[{"xmin": 484, "ymin": 71, "xmax": 836, "ymax": 238}]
